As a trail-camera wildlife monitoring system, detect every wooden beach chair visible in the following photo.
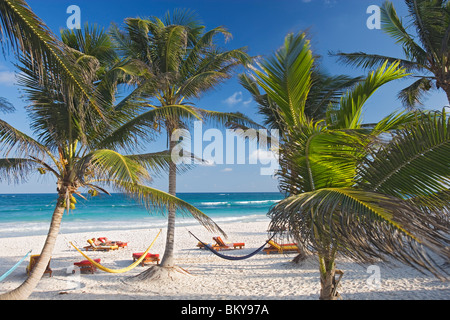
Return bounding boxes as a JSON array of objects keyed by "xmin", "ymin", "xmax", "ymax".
[
  {"xmin": 84, "ymin": 239, "xmax": 119, "ymax": 251},
  {"xmin": 74, "ymin": 259, "xmax": 101, "ymax": 274},
  {"xmin": 212, "ymin": 237, "xmax": 245, "ymax": 251},
  {"xmin": 132, "ymin": 252, "xmax": 160, "ymax": 266},
  {"xmin": 26, "ymin": 254, "xmax": 52, "ymax": 277},
  {"xmin": 196, "ymin": 241, "xmax": 219, "ymax": 249},
  {"xmin": 97, "ymin": 237, "xmax": 128, "ymax": 248},
  {"xmin": 263, "ymin": 240, "xmax": 300, "ymax": 254}
]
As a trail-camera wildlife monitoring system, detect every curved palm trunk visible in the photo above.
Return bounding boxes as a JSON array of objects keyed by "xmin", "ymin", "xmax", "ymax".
[
  {"xmin": 159, "ymin": 138, "xmax": 177, "ymax": 268},
  {"xmin": 0, "ymin": 194, "xmax": 65, "ymax": 300}
]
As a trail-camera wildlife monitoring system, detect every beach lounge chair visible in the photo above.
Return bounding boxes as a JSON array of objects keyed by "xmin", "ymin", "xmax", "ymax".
[
  {"xmin": 196, "ymin": 241, "xmax": 219, "ymax": 249},
  {"xmin": 212, "ymin": 237, "xmax": 245, "ymax": 251},
  {"xmin": 262, "ymin": 240, "xmax": 300, "ymax": 254},
  {"xmin": 132, "ymin": 252, "xmax": 160, "ymax": 266},
  {"xmin": 84, "ymin": 239, "xmax": 119, "ymax": 251},
  {"xmin": 97, "ymin": 237, "xmax": 128, "ymax": 248},
  {"xmin": 74, "ymin": 259, "xmax": 101, "ymax": 274},
  {"xmin": 26, "ymin": 254, "xmax": 52, "ymax": 277}
]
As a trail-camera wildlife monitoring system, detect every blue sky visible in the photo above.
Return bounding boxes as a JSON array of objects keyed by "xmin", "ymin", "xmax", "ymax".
[{"xmin": 0, "ymin": 0, "xmax": 448, "ymax": 193}]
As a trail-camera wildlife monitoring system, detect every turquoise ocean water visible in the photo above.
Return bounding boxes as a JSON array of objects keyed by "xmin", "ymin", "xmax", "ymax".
[{"xmin": 0, "ymin": 193, "xmax": 283, "ymax": 238}]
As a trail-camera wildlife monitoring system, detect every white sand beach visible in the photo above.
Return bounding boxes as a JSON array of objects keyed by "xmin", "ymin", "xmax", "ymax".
[{"xmin": 0, "ymin": 220, "xmax": 449, "ymax": 300}]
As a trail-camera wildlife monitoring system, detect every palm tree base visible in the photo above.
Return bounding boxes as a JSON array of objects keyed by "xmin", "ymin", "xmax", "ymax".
[{"xmin": 128, "ymin": 265, "xmax": 192, "ymax": 283}]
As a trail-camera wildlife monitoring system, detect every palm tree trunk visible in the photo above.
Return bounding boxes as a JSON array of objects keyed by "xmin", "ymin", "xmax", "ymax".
[
  {"xmin": 318, "ymin": 251, "xmax": 342, "ymax": 300},
  {"xmin": 0, "ymin": 194, "xmax": 65, "ymax": 300},
  {"xmin": 442, "ymin": 83, "xmax": 450, "ymax": 106},
  {"xmin": 160, "ymin": 138, "xmax": 177, "ymax": 268}
]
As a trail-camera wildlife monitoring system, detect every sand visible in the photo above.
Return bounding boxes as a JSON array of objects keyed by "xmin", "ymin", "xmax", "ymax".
[{"xmin": 0, "ymin": 220, "xmax": 449, "ymax": 300}]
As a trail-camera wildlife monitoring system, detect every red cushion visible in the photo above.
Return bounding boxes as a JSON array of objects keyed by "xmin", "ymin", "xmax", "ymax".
[
  {"xmin": 132, "ymin": 252, "xmax": 159, "ymax": 259},
  {"xmin": 74, "ymin": 259, "xmax": 101, "ymax": 266}
]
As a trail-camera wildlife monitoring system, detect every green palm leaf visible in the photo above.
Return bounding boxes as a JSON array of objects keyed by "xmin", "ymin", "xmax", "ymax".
[
  {"xmin": 253, "ymin": 33, "xmax": 314, "ymax": 128},
  {"xmin": 269, "ymin": 187, "xmax": 449, "ymax": 278},
  {"xmin": 359, "ymin": 108, "xmax": 450, "ymax": 199}
]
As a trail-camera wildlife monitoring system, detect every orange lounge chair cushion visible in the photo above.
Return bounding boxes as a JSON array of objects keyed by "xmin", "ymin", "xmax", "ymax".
[
  {"xmin": 74, "ymin": 259, "xmax": 101, "ymax": 266},
  {"xmin": 232, "ymin": 242, "xmax": 245, "ymax": 247},
  {"xmin": 132, "ymin": 252, "xmax": 159, "ymax": 259}
]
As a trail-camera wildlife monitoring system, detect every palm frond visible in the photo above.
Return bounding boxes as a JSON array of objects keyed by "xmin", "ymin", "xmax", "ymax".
[
  {"xmin": 0, "ymin": 119, "xmax": 49, "ymax": 158},
  {"xmin": 359, "ymin": 109, "xmax": 450, "ymax": 200},
  {"xmin": 0, "ymin": 97, "xmax": 14, "ymax": 114},
  {"xmin": 0, "ymin": 157, "xmax": 36, "ymax": 183},
  {"xmin": 382, "ymin": 1, "xmax": 429, "ymax": 65},
  {"xmin": 327, "ymin": 61, "xmax": 409, "ymax": 129},
  {"xmin": 252, "ymin": 32, "xmax": 314, "ymax": 128},
  {"xmin": 332, "ymin": 51, "xmax": 421, "ymax": 72},
  {"xmin": 397, "ymin": 76, "xmax": 433, "ymax": 109},
  {"xmin": 269, "ymin": 187, "xmax": 449, "ymax": 279},
  {"xmin": 96, "ymin": 104, "xmax": 202, "ymax": 151},
  {"xmin": 110, "ymin": 181, "xmax": 226, "ymax": 235},
  {"xmin": 77, "ymin": 149, "xmax": 151, "ymax": 185}
]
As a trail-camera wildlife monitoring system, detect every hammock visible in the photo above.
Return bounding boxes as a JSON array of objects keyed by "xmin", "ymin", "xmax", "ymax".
[
  {"xmin": 69, "ymin": 229, "xmax": 161, "ymax": 274},
  {"xmin": 0, "ymin": 250, "xmax": 32, "ymax": 282},
  {"xmin": 189, "ymin": 231, "xmax": 274, "ymax": 261}
]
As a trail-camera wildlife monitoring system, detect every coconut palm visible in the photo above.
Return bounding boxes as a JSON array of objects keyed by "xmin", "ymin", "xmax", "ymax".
[
  {"xmin": 110, "ymin": 10, "xmax": 258, "ymax": 274},
  {"xmin": 248, "ymin": 31, "xmax": 450, "ymax": 300},
  {"xmin": 0, "ymin": 24, "xmax": 224, "ymax": 300},
  {"xmin": 333, "ymin": 0, "xmax": 450, "ymax": 109}
]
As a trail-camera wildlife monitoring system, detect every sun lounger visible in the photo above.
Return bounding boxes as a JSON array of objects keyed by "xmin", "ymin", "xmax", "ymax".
[
  {"xmin": 212, "ymin": 236, "xmax": 245, "ymax": 251},
  {"xmin": 196, "ymin": 241, "xmax": 219, "ymax": 249},
  {"xmin": 132, "ymin": 252, "xmax": 160, "ymax": 266},
  {"xmin": 262, "ymin": 240, "xmax": 300, "ymax": 254},
  {"xmin": 26, "ymin": 254, "xmax": 52, "ymax": 277},
  {"xmin": 84, "ymin": 239, "xmax": 119, "ymax": 251},
  {"xmin": 97, "ymin": 237, "xmax": 128, "ymax": 248},
  {"xmin": 74, "ymin": 259, "xmax": 101, "ymax": 274}
]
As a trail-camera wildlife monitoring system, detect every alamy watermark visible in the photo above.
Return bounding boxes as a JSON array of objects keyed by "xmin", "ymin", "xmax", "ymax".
[
  {"xmin": 171, "ymin": 121, "xmax": 280, "ymax": 176},
  {"xmin": 367, "ymin": 5, "xmax": 381, "ymax": 30},
  {"xmin": 66, "ymin": 5, "xmax": 81, "ymax": 30},
  {"xmin": 366, "ymin": 265, "xmax": 382, "ymax": 289}
]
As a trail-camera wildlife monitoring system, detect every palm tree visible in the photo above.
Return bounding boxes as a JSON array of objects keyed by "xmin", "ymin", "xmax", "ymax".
[
  {"xmin": 110, "ymin": 10, "xmax": 257, "ymax": 275},
  {"xmin": 248, "ymin": 31, "xmax": 449, "ymax": 300},
  {"xmin": 0, "ymin": 24, "xmax": 223, "ymax": 300},
  {"xmin": 238, "ymin": 49, "xmax": 363, "ymax": 261},
  {"xmin": 333, "ymin": 0, "xmax": 450, "ymax": 109}
]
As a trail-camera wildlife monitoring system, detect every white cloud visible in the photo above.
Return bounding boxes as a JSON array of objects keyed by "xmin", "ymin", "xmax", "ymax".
[
  {"xmin": 0, "ymin": 70, "xmax": 16, "ymax": 86},
  {"xmin": 243, "ymin": 98, "xmax": 253, "ymax": 106},
  {"xmin": 223, "ymin": 91, "xmax": 243, "ymax": 106}
]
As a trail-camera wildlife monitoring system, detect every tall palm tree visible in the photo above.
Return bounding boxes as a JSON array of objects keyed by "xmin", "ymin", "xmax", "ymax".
[
  {"xmin": 248, "ymin": 32, "xmax": 449, "ymax": 300},
  {"xmin": 0, "ymin": 24, "xmax": 223, "ymax": 300},
  {"xmin": 110, "ymin": 10, "xmax": 257, "ymax": 274},
  {"xmin": 333, "ymin": 0, "xmax": 450, "ymax": 109}
]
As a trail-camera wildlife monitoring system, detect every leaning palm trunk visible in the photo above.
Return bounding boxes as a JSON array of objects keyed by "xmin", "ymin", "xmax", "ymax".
[
  {"xmin": 0, "ymin": 193, "xmax": 65, "ymax": 300},
  {"xmin": 159, "ymin": 138, "xmax": 178, "ymax": 268}
]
